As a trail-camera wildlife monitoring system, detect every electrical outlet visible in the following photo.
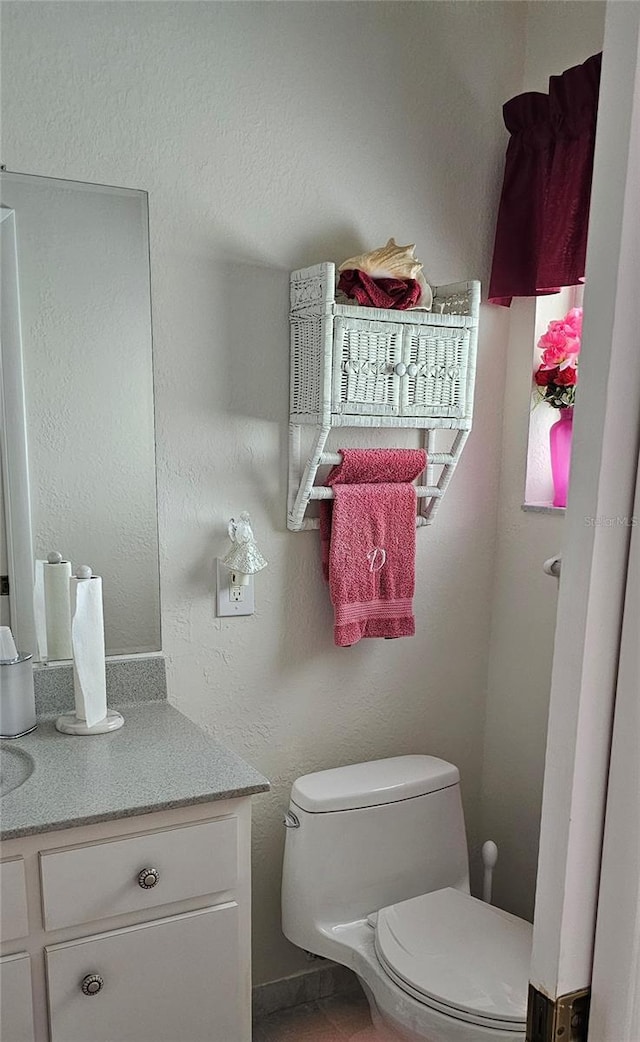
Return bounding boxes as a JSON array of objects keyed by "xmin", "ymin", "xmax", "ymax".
[{"xmin": 216, "ymin": 559, "xmax": 255, "ymax": 617}]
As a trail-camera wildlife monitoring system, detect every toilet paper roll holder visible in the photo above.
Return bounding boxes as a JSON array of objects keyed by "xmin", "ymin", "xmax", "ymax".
[{"xmin": 55, "ymin": 566, "xmax": 124, "ymax": 736}]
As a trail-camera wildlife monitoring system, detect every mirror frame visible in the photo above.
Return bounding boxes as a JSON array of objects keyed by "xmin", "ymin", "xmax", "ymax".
[{"xmin": 0, "ymin": 204, "xmax": 36, "ymax": 654}]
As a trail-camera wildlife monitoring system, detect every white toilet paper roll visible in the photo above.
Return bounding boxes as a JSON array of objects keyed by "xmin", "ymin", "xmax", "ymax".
[
  {"xmin": 0, "ymin": 626, "xmax": 18, "ymax": 661},
  {"xmin": 43, "ymin": 557, "xmax": 72, "ymax": 659},
  {"xmin": 71, "ymin": 571, "xmax": 107, "ymax": 728},
  {"xmin": 33, "ymin": 560, "xmax": 48, "ymax": 661}
]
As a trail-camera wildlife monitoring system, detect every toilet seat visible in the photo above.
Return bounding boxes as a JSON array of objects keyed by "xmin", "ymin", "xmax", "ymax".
[{"xmin": 374, "ymin": 887, "xmax": 532, "ymax": 1032}]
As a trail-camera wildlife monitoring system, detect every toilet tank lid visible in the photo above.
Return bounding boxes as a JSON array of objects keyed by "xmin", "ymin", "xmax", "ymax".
[{"xmin": 290, "ymin": 756, "xmax": 460, "ymax": 813}]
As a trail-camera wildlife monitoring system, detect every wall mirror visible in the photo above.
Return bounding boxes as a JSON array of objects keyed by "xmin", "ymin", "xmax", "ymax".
[{"xmin": 0, "ymin": 171, "xmax": 161, "ymax": 659}]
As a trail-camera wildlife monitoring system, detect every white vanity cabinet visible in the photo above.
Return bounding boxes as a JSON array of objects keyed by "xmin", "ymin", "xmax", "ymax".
[
  {"xmin": 0, "ymin": 858, "xmax": 35, "ymax": 1042},
  {"xmin": 0, "ymin": 857, "xmax": 29, "ymax": 940},
  {"xmin": 0, "ymin": 798, "xmax": 253, "ymax": 1042},
  {"xmin": 0, "ymin": 952, "xmax": 36, "ymax": 1042},
  {"xmin": 45, "ymin": 904, "xmax": 241, "ymax": 1042}
]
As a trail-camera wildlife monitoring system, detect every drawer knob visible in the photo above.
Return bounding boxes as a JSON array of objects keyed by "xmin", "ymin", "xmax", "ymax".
[
  {"xmin": 407, "ymin": 363, "xmax": 418, "ymax": 378},
  {"xmin": 81, "ymin": 974, "xmax": 104, "ymax": 996},
  {"xmin": 394, "ymin": 362, "xmax": 407, "ymax": 377},
  {"xmin": 137, "ymin": 867, "xmax": 160, "ymax": 889}
]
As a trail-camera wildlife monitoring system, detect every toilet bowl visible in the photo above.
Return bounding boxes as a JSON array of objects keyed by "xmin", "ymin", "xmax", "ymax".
[{"xmin": 281, "ymin": 756, "xmax": 531, "ymax": 1042}]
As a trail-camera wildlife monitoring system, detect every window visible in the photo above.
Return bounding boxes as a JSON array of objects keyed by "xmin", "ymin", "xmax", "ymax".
[{"xmin": 524, "ymin": 285, "xmax": 583, "ymax": 511}]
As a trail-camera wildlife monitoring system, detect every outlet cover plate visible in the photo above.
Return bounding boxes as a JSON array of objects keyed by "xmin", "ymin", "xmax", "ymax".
[{"xmin": 216, "ymin": 559, "xmax": 255, "ymax": 617}]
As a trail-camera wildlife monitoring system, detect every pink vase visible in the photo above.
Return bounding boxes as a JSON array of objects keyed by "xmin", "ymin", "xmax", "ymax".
[{"xmin": 549, "ymin": 407, "xmax": 574, "ymax": 508}]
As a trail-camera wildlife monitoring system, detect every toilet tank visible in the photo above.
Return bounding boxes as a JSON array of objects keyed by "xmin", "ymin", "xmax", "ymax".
[{"xmin": 282, "ymin": 756, "xmax": 470, "ymax": 952}]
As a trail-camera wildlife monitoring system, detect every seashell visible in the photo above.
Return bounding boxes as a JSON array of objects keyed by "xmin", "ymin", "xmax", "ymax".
[
  {"xmin": 414, "ymin": 270, "xmax": 433, "ymax": 311},
  {"xmin": 338, "ymin": 238, "xmax": 423, "ymax": 280}
]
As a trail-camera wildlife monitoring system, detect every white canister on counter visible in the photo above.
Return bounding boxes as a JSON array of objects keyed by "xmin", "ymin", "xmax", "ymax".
[{"xmin": 0, "ymin": 643, "xmax": 37, "ymax": 738}]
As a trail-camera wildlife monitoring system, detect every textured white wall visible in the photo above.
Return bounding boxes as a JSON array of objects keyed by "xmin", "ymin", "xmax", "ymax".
[
  {"xmin": 1, "ymin": 1, "xmax": 525, "ymax": 983},
  {"xmin": 480, "ymin": 1, "xmax": 606, "ymax": 922}
]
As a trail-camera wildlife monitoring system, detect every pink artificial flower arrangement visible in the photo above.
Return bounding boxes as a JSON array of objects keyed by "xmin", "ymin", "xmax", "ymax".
[{"xmin": 534, "ymin": 307, "xmax": 582, "ymax": 409}]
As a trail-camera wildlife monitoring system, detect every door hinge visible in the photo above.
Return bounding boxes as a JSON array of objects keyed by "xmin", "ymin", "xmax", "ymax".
[
  {"xmin": 527, "ymin": 984, "xmax": 590, "ymax": 1042},
  {"xmin": 0, "ymin": 575, "xmax": 9, "ymax": 596}
]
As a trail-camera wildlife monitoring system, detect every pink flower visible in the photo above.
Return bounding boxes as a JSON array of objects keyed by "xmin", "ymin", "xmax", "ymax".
[
  {"xmin": 540, "ymin": 341, "xmax": 580, "ymax": 369},
  {"xmin": 564, "ymin": 307, "xmax": 583, "ymax": 335},
  {"xmin": 537, "ymin": 307, "xmax": 583, "ymax": 370},
  {"xmin": 538, "ymin": 328, "xmax": 565, "ymax": 349}
]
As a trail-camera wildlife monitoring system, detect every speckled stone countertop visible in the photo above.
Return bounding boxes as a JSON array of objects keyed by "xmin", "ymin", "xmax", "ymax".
[{"xmin": 0, "ymin": 701, "xmax": 269, "ymax": 841}]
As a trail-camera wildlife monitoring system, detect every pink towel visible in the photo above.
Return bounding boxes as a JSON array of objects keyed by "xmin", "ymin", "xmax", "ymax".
[{"xmin": 320, "ymin": 449, "xmax": 426, "ymax": 646}]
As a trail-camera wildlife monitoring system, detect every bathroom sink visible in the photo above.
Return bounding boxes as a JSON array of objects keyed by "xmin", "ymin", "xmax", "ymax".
[{"xmin": 0, "ymin": 746, "xmax": 34, "ymax": 797}]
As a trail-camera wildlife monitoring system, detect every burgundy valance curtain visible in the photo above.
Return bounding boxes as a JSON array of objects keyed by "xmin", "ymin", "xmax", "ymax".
[{"xmin": 488, "ymin": 52, "xmax": 602, "ymax": 307}]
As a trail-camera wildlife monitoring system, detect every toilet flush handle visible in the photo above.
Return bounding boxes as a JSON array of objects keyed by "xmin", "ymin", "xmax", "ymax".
[
  {"xmin": 283, "ymin": 810, "xmax": 300, "ymax": 829},
  {"xmin": 482, "ymin": 841, "xmax": 498, "ymax": 904}
]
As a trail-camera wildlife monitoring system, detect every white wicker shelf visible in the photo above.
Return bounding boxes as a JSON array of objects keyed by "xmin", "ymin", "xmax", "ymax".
[{"xmin": 288, "ymin": 263, "xmax": 480, "ymax": 531}]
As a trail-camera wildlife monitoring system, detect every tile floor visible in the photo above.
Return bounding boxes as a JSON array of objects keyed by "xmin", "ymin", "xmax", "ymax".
[{"xmin": 253, "ymin": 989, "xmax": 395, "ymax": 1041}]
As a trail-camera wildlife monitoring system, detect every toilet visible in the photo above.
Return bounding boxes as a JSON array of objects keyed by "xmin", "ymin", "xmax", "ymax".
[{"xmin": 281, "ymin": 755, "xmax": 532, "ymax": 1042}]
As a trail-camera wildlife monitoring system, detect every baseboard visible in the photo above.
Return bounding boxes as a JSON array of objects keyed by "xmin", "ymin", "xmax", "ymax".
[{"xmin": 252, "ymin": 962, "xmax": 362, "ymax": 1022}]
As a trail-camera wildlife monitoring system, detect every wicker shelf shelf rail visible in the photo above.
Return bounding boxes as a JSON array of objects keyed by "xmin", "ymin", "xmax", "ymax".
[{"xmin": 288, "ymin": 263, "xmax": 480, "ymax": 531}]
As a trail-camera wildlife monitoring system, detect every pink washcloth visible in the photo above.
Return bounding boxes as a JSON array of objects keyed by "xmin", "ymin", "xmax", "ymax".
[{"xmin": 319, "ymin": 449, "xmax": 426, "ymax": 646}]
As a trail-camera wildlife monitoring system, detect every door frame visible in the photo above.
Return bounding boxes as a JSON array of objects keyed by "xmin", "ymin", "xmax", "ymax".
[
  {"xmin": 529, "ymin": 0, "xmax": 640, "ymax": 1032},
  {"xmin": 589, "ymin": 448, "xmax": 640, "ymax": 1040}
]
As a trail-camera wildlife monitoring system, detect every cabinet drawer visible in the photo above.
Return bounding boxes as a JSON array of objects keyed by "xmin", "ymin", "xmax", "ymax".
[
  {"xmin": 0, "ymin": 952, "xmax": 35, "ymax": 1042},
  {"xmin": 46, "ymin": 904, "xmax": 242, "ymax": 1042},
  {"xmin": 0, "ymin": 857, "xmax": 29, "ymax": 941},
  {"xmin": 40, "ymin": 816, "xmax": 238, "ymax": 931}
]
